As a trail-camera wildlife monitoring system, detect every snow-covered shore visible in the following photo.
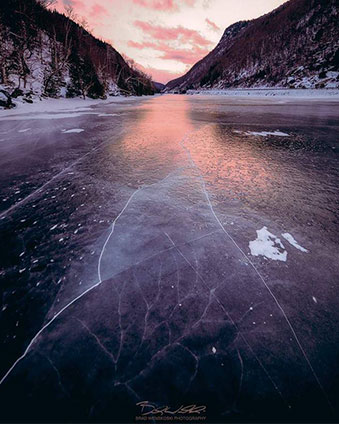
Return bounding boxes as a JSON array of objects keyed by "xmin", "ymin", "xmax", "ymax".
[
  {"xmin": 0, "ymin": 95, "xmax": 145, "ymax": 119},
  {"xmin": 186, "ymin": 88, "xmax": 339, "ymax": 100},
  {"xmin": 1, "ymin": 89, "xmax": 338, "ymax": 121}
]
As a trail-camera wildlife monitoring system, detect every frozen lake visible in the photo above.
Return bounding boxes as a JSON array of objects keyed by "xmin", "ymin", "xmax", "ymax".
[{"xmin": 0, "ymin": 94, "xmax": 338, "ymax": 422}]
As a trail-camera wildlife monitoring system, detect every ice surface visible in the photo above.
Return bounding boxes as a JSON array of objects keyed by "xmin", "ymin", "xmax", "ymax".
[{"xmin": 0, "ymin": 94, "xmax": 337, "ymax": 423}]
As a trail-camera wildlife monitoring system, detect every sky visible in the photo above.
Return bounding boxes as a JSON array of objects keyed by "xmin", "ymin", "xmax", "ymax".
[{"xmin": 52, "ymin": 0, "xmax": 287, "ymax": 84}]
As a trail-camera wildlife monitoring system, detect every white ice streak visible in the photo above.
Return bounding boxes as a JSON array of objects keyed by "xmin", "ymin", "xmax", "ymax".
[
  {"xmin": 249, "ymin": 227, "xmax": 287, "ymax": 262},
  {"xmin": 282, "ymin": 233, "xmax": 308, "ymax": 252},
  {"xmin": 0, "ymin": 110, "xmax": 116, "ymax": 121},
  {"xmin": 62, "ymin": 128, "xmax": 84, "ymax": 134},
  {"xmin": 97, "ymin": 189, "xmax": 141, "ymax": 283},
  {"xmin": 98, "ymin": 113, "xmax": 118, "ymax": 117},
  {"xmin": 234, "ymin": 130, "xmax": 289, "ymax": 137},
  {"xmin": 248, "ymin": 130, "xmax": 289, "ymax": 137},
  {"xmin": 18, "ymin": 128, "xmax": 31, "ymax": 133},
  {"xmin": 1, "ymin": 112, "xmax": 118, "ymax": 122},
  {"xmin": 0, "ymin": 112, "xmax": 94, "ymax": 121}
]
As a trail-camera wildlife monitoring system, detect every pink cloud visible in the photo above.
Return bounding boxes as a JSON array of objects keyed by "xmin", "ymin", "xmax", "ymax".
[
  {"xmin": 132, "ymin": 0, "xmax": 196, "ymax": 11},
  {"xmin": 159, "ymin": 45, "xmax": 210, "ymax": 64},
  {"xmin": 51, "ymin": 0, "xmax": 211, "ymax": 80},
  {"xmin": 127, "ymin": 40, "xmax": 158, "ymax": 49},
  {"xmin": 132, "ymin": 0, "xmax": 177, "ymax": 11},
  {"xmin": 130, "ymin": 21, "xmax": 212, "ymax": 67},
  {"xmin": 134, "ymin": 21, "xmax": 212, "ymax": 47},
  {"xmin": 91, "ymin": 3, "xmax": 107, "ymax": 17},
  {"xmin": 128, "ymin": 39, "xmax": 209, "ymax": 65},
  {"xmin": 205, "ymin": 18, "xmax": 220, "ymax": 31}
]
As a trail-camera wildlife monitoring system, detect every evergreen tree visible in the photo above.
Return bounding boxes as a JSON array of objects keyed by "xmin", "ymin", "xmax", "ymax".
[{"xmin": 66, "ymin": 49, "xmax": 82, "ymax": 97}]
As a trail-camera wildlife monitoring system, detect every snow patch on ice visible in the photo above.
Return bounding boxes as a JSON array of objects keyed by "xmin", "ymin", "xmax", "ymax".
[
  {"xmin": 0, "ymin": 96, "xmax": 130, "ymax": 121},
  {"xmin": 234, "ymin": 130, "xmax": 289, "ymax": 137},
  {"xmin": 282, "ymin": 233, "xmax": 308, "ymax": 252},
  {"xmin": 98, "ymin": 113, "xmax": 118, "ymax": 117},
  {"xmin": 62, "ymin": 128, "xmax": 84, "ymax": 134},
  {"xmin": 18, "ymin": 128, "xmax": 31, "ymax": 133},
  {"xmin": 0, "ymin": 112, "xmax": 92, "ymax": 121},
  {"xmin": 248, "ymin": 130, "xmax": 289, "ymax": 137},
  {"xmin": 249, "ymin": 226, "xmax": 287, "ymax": 262}
]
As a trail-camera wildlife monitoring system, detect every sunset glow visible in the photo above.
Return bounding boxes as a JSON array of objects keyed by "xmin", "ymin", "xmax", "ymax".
[{"xmin": 52, "ymin": 0, "xmax": 287, "ymax": 83}]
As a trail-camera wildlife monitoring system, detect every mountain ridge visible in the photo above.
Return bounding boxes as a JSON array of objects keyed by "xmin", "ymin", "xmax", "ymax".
[{"xmin": 165, "ymin": 0, "xmax": 339, "ymax": 92}]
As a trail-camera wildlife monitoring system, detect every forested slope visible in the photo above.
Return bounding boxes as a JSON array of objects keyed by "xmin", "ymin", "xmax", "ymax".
[
  {"xmin": 0, "ymin": 0, "xmax": 154, "ymax": 106},
  {"xmin": 166, "ymin": 0, "xmax": 338, "ymax": 92}
]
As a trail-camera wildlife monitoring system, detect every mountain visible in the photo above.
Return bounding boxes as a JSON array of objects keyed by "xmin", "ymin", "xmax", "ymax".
[
  {"xmin": 165, "ymin": 0, "xmax": 339, "ymax": 92},
  {"xmin": 0, "ymin": 0, "xmax": 155, "ymax": 105},
  {"xmin": 153, "ymin": 82, "xmax": 165, "ymax": 92}
]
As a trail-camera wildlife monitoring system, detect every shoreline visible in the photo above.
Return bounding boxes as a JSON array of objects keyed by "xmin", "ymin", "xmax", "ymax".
[
  {"xmin": 1, "ymin": 89, "xmax": 338, "ymax": 119},
  {"xmin": 0, "ymin": 95, "xmax": 148, "ymax": 118},
  {"xmin": 183, "ymin": 88, "xmax": 339, "ymax": 100}
]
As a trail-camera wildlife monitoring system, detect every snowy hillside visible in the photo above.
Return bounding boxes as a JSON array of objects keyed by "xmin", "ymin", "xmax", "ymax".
[
  {"xmin": 0, "ymin": 0, "xmax": 155, "ymax": 108},
  {"xmin": 165, "ymin": 0, "xmax": 339, "ymax": 92}
]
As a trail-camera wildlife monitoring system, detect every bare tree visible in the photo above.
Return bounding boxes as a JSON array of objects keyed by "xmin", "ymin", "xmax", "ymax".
[
  {"xmin": 36, "ymin": 0, "xmax": 57, "ymax": 8},
  {"xmin": 43, "ymin": 26, "xmax": 71, "ymax": 96},
  {"xmin": 0, "ymin": 23, "xmax": 12, "ymax": 84}
]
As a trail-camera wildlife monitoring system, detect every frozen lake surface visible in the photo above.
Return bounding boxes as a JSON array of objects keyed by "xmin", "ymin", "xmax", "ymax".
[{"xmin": 0, "ymin": 94, "xmax": 338, "ymax": 423}]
